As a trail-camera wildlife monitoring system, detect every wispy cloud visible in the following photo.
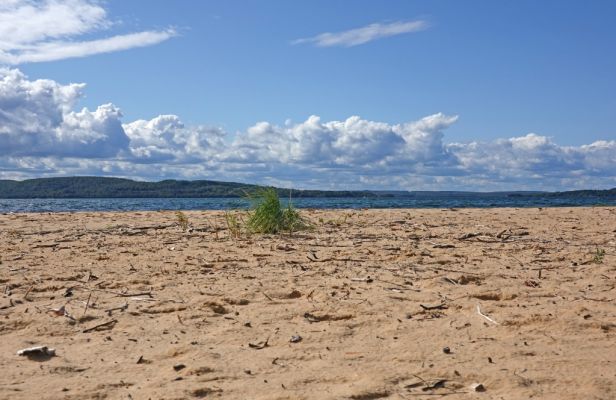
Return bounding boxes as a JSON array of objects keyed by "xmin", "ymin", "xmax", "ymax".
[
  {"xmin": 292, "ymin": 20, "xmax": 429, "ymax": 47},
  {"xmin": 0, "ymin": 0, "xmax": 175, "ymax": 64}
]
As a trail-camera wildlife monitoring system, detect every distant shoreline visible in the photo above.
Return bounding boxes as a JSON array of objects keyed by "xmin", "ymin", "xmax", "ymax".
[{"xmin": 1, "ymin": 176, "xmax": 614, "ymax": 199}]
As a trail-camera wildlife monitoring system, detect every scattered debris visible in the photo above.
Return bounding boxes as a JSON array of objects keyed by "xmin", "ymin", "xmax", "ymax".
[
  {"xmin": 351, "ymin": 276, "xmax": 373, "ymax": 283},
  {"xmin": 49, "ymin": 305, "xmax": 67, "ymax": 317},
  {"xmin": 249, "ymin": 337, "xmax": 270, "ymax": 350},
  {"xmin": 17, "ymin": 346, "xmax": 56, "ymax": 358},
  {"xmin": 458, "ymin": 232, "xmax": 482, "ymax": 240},
  {"xmin": 48, "ymin": 305, "xmax": 76, "ymax": 321},
  {"xmin": 303, "ymin": 312, "xmax": 353, "ymax": 323},
  {"xmin": 136, "ymin": 355, "xmax": 152, "ymax": 364},
  {"xmin": 422, "ymin": 379, "xmax": 447, "ymax": 391},
  {"xmin": 524, "ymin": 280, "xmax": 540, "ymax": 288},
  {"xmin": 432, "ymin": 243, "xmax": 456, "ymax": 249},
  {"xmin": 276, "ymin": 244, "xmax": 296, "ymax": 251}
]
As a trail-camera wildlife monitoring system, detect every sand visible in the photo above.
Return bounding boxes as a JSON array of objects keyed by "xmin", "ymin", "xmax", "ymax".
[{"xmin": 0, "ymin": 207, "xmax": 615, "ymax": 399}]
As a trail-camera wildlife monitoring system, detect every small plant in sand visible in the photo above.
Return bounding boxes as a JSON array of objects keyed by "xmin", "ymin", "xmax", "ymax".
[
  {"xmin": 320, "ymin": 213, "xmax": 349, "ymax": 227},
  {"xmin": 175, "ymin": 211, "xmax": 189, "ymax": 231},
  {"xmin": 225, "ymin": 211, "xmax": 243, "ymax": 239},
  {"xmin": 246, "ymin": 188, "xmax": 309, "ymax": 234},
  {"xmin": 593, "ymin": 248, "xmax": 605, "ymax": 264}
]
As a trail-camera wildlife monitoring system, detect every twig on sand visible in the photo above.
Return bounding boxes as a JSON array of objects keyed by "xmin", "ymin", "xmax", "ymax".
[
  {"xmin": 66, "ymin": 286, "xmax": 154, "ymax": 298},
  {"xmin": 23, "ymin": 285, "xmax": 33, "ymax": 301},
  {"xmin": 129, "ymin": 297, "xmax": 156, "ymax": 302},
  {"xmin": 82, "ymin": 291, "xmax": 92, "ymax": 318},
  {"xmin": 420, "ymin": 303, "xmax": 448, "ymax": 311},
  {"xmin": 105, "ymin": 303, "xmax": 128, "ymax": 316},
  {"xmin": 476, "ymin": 304, "xmax": 499, "ymax": 325},
  {"xmin": 114, "ymin": 291, "xmax": 153, "ymax": 298},
  {"xmin": 82, "ymin": 319, "xmax": 117, "ymax": 333},
  {"xmin": 458, "ymin": 232, "xmax": 482, "ymax": 240}
]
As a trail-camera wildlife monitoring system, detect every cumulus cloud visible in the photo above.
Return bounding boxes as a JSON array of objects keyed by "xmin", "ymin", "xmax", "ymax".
[
  {"xmin": 292, "ymin": 20, "xmax": 429, "ymax": 47},
  {"xmin": 0, "ymin": 0, "xmax": 175, "ymax": 64},
  {"xmin": 0, "ymin": 68, "xmax": 129, "ymax": 157},
  {"xmin": 0, "ymin": 68, "xmax": 615, "ymax": 191},
  {"xmin": 124, "ymin": 115, "xmax": 226, "ymax": 163}
]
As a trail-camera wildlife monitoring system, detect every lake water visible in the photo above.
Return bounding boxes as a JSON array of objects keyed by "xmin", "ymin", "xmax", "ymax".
[{"xmin": 1, "ymin": 193, "xmax": 614, "ymax": 213}]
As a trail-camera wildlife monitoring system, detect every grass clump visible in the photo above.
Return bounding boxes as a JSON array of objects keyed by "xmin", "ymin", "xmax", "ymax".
[
  {"xmin": 175, "ymin": 211, "xmax": 189, "ymax": 231},
  {"xmin": 225, "ymin": 211, "xmax": 243, "ymax": 239},
  {"xmin": 593, "ymin": 248, "xmax": 606, "ymax": 264},
  {"xmin": 246, "ymin": 188, "xmax": 309, "ymax": 234}
]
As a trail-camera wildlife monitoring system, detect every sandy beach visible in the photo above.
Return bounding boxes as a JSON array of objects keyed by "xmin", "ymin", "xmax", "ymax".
[{"xmin": 1, "ymin": 207, "xmax": 615, "ymax": 399}]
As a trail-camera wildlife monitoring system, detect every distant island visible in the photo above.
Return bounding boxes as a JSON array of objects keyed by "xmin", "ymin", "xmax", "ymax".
[{"xmin": 0, "ymin": 177, "xmax": 614, "ymax": 199}]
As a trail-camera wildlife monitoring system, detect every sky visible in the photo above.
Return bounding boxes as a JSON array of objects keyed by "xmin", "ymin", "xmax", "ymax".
[{"xmin": 0, "ymin": 0, "xmax": 615, "ymax": 191}]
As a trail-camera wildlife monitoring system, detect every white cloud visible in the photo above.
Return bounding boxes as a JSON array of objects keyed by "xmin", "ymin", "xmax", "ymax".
[
  {"xmin": 123, "ymin": 115, "xmax": 225, "ymax": 163},
  {"xmin": 0, "ymin": 68, "xmax": 615, "ymax": 191},
  {"xmin": 292, "ymin": 20, "xmax": 429, "ymax": 47},
  {"xmin": 0, "ymin": 68, "xmax": 129, "ymax": 157},
  {"xmin": 0, "ymin": 0, "xmax": 175, "ymax": 64}
]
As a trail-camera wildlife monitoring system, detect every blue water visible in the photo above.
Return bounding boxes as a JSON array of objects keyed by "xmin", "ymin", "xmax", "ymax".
[{"xmin": 0, "ymin": 194, "xmax": 614, "ymax": 213}]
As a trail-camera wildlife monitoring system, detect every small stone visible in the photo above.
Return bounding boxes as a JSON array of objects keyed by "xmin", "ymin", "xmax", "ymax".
[
  {"xmin": 443, "ymin": 347, "xmax": 451, "ymax": 354},
  {"xmin": 290, "ymin": 335, "xmax": 303, "ymax": 343},
  {"xmin": 173, "ymin": 364, "xmax": 186, "ymax": 371},
  {"xmin": 472, "ymin": 383, "xmax": 486, "ymax": 392}
]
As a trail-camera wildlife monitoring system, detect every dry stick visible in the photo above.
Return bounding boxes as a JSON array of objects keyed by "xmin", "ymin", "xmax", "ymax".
[
  {"xmin": 82, "ymin": 291, "xmax": 92, "ymax": 318},
  {"xmin": 67, "ymin": 285, "xmax": 152, "ymax": 298},
  {"xmin": 23, "ymin": 285, "xmax": 33, "ymax": 301},
  {"xmin": 114, "ymin": 291, "xmax": 153, "ymax": 298},
  {"xmin": 82, "ymin": 319, "xmax": 117, "ymax": 333},
  {"xmin": 404, "ymin": 391, "xmax": 469, "ymax": 397},
  {"xmin": 105, "ymin": 303, "xmax": 128, "ymax": 315},
  {"xmin": 476, "ymin": 304, "xmax": 499, "ymax": 325}
]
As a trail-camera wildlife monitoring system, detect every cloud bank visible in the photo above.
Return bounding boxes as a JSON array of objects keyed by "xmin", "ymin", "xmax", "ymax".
[
  {"xmin": 293, "ymin": 20, "xmax": 429, "ymax": 47},
  {"xmin": 1, "ymin": 68, "xmax": 614, "ymax": 191},
  {"xmin": 0, "ymin": 0, "xmax": 175, "ymax": 64}
]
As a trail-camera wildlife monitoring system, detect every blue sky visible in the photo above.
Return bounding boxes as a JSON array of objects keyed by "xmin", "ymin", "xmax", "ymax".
[{"xmin": 1, "ymin": 0, "xmax": 615, "ymax": 190}]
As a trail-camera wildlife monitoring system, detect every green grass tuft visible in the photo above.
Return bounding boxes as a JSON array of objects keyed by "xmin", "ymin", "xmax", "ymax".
[
  {"xmin": 175, "ymin": 211, "xmax": 189, "ymax": 231},
  {"xmin": 225, "ymin": 211, "xmax": 242, "ymax": 239},
  {"xmin": 593, "ymin": 248, "xmax": 606, "ymax": 264},
  {"xmin": 246, "ymin": 188, "xmax": 309, "ymax": 234}
]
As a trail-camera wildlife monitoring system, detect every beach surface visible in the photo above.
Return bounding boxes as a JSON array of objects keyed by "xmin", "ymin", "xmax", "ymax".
[{"xmin": 1, "ymin": 207, "xmax": 615, "ymax": 399}]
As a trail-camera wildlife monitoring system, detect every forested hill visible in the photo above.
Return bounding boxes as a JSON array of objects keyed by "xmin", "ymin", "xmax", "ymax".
[
  {"xmin": 0, "ymin": 177, "xmax": 614, "ymax": 199},
  {"xmin": 0, "ymin": 177, "xmax": 377, "ymax": 198}
]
